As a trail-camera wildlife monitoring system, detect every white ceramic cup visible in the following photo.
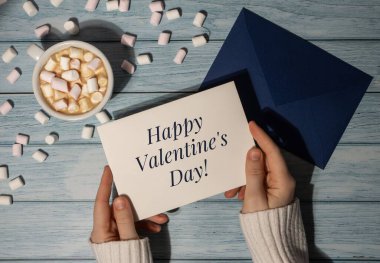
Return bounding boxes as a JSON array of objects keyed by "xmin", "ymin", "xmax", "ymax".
[{"xmin": 32, "ymin": 40, "xmax": 114, "ymax": 121}]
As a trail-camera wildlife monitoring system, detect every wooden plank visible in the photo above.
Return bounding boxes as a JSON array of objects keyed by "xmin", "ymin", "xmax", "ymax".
[
  {"xmin": 1, "ymin": 261, "xmax": 377, "ymax": 263},
  {"xmin": 0, "ymin": 41, "xmax": 379, "ymax": 93},
  {"xmin": 0, "ymin": 0, "xmax": 380, "ymax": 41},
  {"xmin": 0, "ymin": 144, "xmax": 379, "ymax": 202},
  {"xmin": 0, "ymin": 202, "xmax": 378, "ymax": 260}
]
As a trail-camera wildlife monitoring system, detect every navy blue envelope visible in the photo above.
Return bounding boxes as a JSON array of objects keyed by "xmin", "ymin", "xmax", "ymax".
[{"xmin": 200, "ymin": 8, "xmax": 373, "ymax": 169}]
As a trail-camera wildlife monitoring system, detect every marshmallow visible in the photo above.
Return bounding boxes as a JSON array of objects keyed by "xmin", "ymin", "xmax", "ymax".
[
  {"xmin": 69, "ymin": 47, "xmax": 83, "ymax": 59},
  {"xmin": 84, "ymin": 52, "xmax": 94, "ymax": 62},
  {"xmin": 45, "ymin": 133, "xmax": 59, "ymax": 145},
  {"xmin": 149, "ymin": 1, "xmax": 164, "ymax": 12},
  {"xmin": 136, "ymin": 54, "xmax": 152, "ymax": 65},
  {"xmin": 0, "ymin": 100, "xmax": 13, "ymax": 115},
  {"xmin": 121, "ymin": 59, "xmax": 135, "ymax": 74},
  {"xmin": 87, "ymin": 77, "xmax": 98, "ymax": 93},
  {"xmin": 67, "ymin": 99, "xmax": 80, "ymax": 113},
  {"xmin": 119, "ymin": 0, "xmax": 129, "ymax": 12},
  {"xmin": 173, "ymin": 48, "xmax": 187, "ymax": 64},
  {"xmin": 2, "ymin": 46, "xmax": 18, "ymax": 63},
  {"xmin": 98, "ymin": 76, "xmax": 107, "ymax": 87},
  {"xmin": 106, "ymin": 0, "xmax": 118, "ymax": 11},
  {"xmin": 69, "ymin": 83, "xmax": 82, "ymax": 100},
  {"xmin": 70, "ymin": 58, "xmax": 81, "ymax": 70},
  {"xmin": 9, "ymin": 176, "xmax": 25, "ymax": 190},
  {"xmin": 81, "ymin": 125, "xmax": 95, "ymax": 139},
  {"xmin": 50, "ymin": 0, "xmax": 64, "ymax": 7},
  {"xmin": 54, "ymin": 99, "xmax": 68, "ymax": 111},
  {"xmin": 64, "ymin": 20, "xmax": 80, "ymax": 35},
  {"xmin": 41, "ymin": 84, "xmax": 54, "ymax": 97},
  {"xmin": 193, "ymin": 12, "xmax": 206, "ymax": 27},
  {"xmin": 96, "ymin": 110, "xmax": 111, "ymax": 124},
  {"xmin": 51, "ymin": 77, "xmax": 68, "ymax": 92},
  {"xmin": 23, "ymin": 1, "xmax": 38, "ymax": 17},
  {"xmin": 85, "ymin": 0, "xmax": 99, "ymax": 12},
  {"xmin": 35, "ymin": 25, "xmax": 50, "ymax": 39},
  {"xmin": 44, "ymin": 58, "xmax": 57, "ymax": 71},
  {"xmin": 150, "ymin": 12, "xmax": 162, "ymax": 26},
  {"xmin": 12, "ymin": 143, "xmax": 22, "ymax": 157},
  {"xmin": 32, "ymin": 149, "xmax": 48, "ymax": 163},
  {"xmin": 60, "ymin": 56, "xmax": 70, "ymax": 70},
  {"xmin": 158, "ymin": 31, "xmax": 171, "ymax": 45},
  {"xmin": 61, "ymin": 70, "xmax": 80, "ymax": 81},
  {"xmin": 40, "ymin": 70, "xmax": 55, "ymax": 83},
  {"xmin": 79, "ymin": 98, "xmax": 91, "ymax": 112},
  {"xmin": 90, "ymin": 91, "xmax": 103, "ymax": 104},
  {"xmin": 35, "ymin": 110, "xmax": 50, "ymax": 125},
  {"xmin": 166, "ymin": 8, "xmax": 181, "ymax": 20},
  {"xmin": 6, "ymin": 68, "xmax": 21, "ymax": 84},
  {"xmin": 87, "ymin": 58, "xmax": 101, "ymax": 71},
  {"xmin": 0, "ymin": 195, "xmax": 13, "ymax": 206},
  {"xmin": 0, "ymin": 166, "xmax": 8, "ymax": 180},
  {"xmin": 121, "ymin": 33, "xmax": 136, "ymax": 47},
  {"xmin": 16, "ymin": 134, "xmax": 29, "ymax": 145},
  {"xmin": 192, "ymin": 34, "xmax": 208, "ymax": 47},
  {"xmin": 27, "ymin": 44, "xmax": 44, "ymax": 61},
  {"xmin": 80, "ymin": 84, "xmax": 89, "ymax": 98},
  {"xmin": 54, "ymin": 90, "xmax": 66, "ymax": 101}
]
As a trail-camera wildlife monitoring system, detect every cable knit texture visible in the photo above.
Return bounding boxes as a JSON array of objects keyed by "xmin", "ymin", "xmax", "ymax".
[
  {"xmin": 240, "ymin": 199, "xmax": 309, "ymax": 263},
  {"xmin": 91, "ymin": 237, "xmax": 153, "ymax": 263}
]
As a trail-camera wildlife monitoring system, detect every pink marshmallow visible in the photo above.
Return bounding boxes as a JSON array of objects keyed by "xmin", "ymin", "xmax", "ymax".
[
  {"xmin": 149, "ymin": 1, "xmax": 164, "ymax": 12},
  {"xmin": 6, "ymin": 68, "xmax": 21, "ymax": 84},
  {"xmin": 173, "ymin": 48, "xmax": 187, "ymax": 64},
  {"xmin": 85, "ymin": 0, "xmax": 99, "ymax": 11},
  {"xmin": 150, "ymin": 12, "xmax": 162, "ymax": 26},
  {"xmin": 69, "ymin": 84, "xmax": 82, "ymax": 100},
  {"xmin": 51, "ymin": 77, "xmax": 68, "ymax": 93},
  {"xmin": 35, "ymin": 25, "xmax": 50, "ymax": 39},
  {"xmin": 158, "ymin": 31, "xmax": 171, "ymax": 45},
  {"xmin": 119, "ymin": 0, "xmax": 129, "ymax": 12},
  {"xmin": 121, "ymin": 59, "xmax": 135, "ymax": 74},
  {"xmin": 12, "ymin": 143, "xmax": 23, "ymax": 157},
  {"xmin": 16, "ymin": 134, "xmax": 29, "ymax": 145},
  {"xmin": 0, "ymin": 101, "xmax": 13, "ymax": 115},
  {"xmin": 40, "ymin": 70, "xmax": 55, "ymax": 83},
  {"xmin": 87, "ymin": 58, "xmax": 101, "ymax": 71},
  {"xmin": 53, "ymin": 99, "xmax": 68, "ymax": 110},
  {"xmin": 121, "ymin": 33, "xmax": 136, "ymax": 47}
]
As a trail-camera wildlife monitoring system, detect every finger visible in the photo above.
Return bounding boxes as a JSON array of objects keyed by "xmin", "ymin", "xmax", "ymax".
[
  {"xmin": 242, "ymin": 147, "xmax": 269, "ymax": 213},
  {"xmin": 238, "ymin": 186, "xmax": 246, "ymax": 200},
  {"xmin": 146, "ymin": 213, "xmax": 169, "ymax": 225},
  {"xmin": 136, "ymin": 220, "xmax": 162, "ymax": 233},
  {"xmin": 94, "ymin": 166, "xmax": 113, "ymax": 228},
  {"xmin": 224, "ymin": 187, "xmax": 241, "ymax": 198},
  {"xmin": 113, "ymin": 196, "xmax": 139, "ymax": 240}
]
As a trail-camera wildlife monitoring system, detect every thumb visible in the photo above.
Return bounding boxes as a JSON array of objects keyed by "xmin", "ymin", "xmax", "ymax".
[
  {"xmin": 242, "ymin": 147, "xmax": 269, "ymax": 213},
  {"xmin": 113, "ymin": 196, "xmax": 139, "ymax": 241}
]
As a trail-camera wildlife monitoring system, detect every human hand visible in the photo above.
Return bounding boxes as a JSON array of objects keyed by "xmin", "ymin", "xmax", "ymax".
[
  {"xmin": 91, "ymin": 166, "xmax": 169, "ymax": 243},
  {"xmin": 225, "ymin": 121, "xmax": 295, "ymax": 213}
]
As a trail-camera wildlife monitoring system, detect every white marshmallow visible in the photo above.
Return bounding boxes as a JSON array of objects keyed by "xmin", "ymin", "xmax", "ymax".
[
  {"xmin": 119, "ymin": 0, "xmax": 129, "ymax": 12},
  {"xmin": 90, "ymin": 91, "xmax": 103, "ymax": 104},
  {"xmin": 166, "ymin": 8, "xmax": 181, "ymax": 20},
  {"xmin": 106, "ymin": 0, "xmax": 118, "ymax": 11},
  {"xmin": 83, "ymin": 52, "xmax": 94, "ymax": 62},
  {"xmin": 34, "ymin": 25, "xmax": 50, "ymax": 39},
  {"xmin": 45, "ymin": 133, "xmax": 59, "ymax": 145},
  {"xmin": 16, "ymin": 134, "xmax": 29, "ymax": 145},
  {"xmin": 2, "ymin": 46, "xmax": 18, "ymax": 63},
  {"xmin": 69, "ymin": 83, "xmax": 82, "ymax": 100},
  {"xmin": 0, "ymin": 195, "xmax": 12, "ymax": 206},
  {"xmin": 23, "ymin": 1, "xmax": 38, "ymax": 17},
  {"xmin": 64, "ymin": 20, "xmax": 79, "ymax": 35},
  {"xmin": 40, "ymin": 70, "xmax": 55, "ymax": 83},
  {"xmin": 193, "ymin": 12, "xmax": 206, "ymax": 27},
  {"xmin": 149, "ymin": 1, "xmax": 164, "ymax": 12},
  {"xmin": 121, "ymin": 33, "xmax": 136, "ymax": 47},
  {"xmin": 60, "ymin": 56, "xmax": 70, "ymax": 70},
  {"xmin": 41, "ymin": 84, "xmax": 54, "ymax": 97},
  {"xmin": 121, "ymin": 59, "xmax": 135, "ymax": 74},
  {"xmin": 136, "ymin": 54, "xmax": 152, "ymax": 65},
  {"xmin": 150, "ymin": 12, "xmax": 162, "ymax": 26},
  {"xmin": 53, "ymin": 99, "xmax": 68, "ymax": 111},
  {"xmin": 32, "ymin": 150, "xmax": 48, "ymax": 163},
  {"xmin": 70, "ymin": 58, "xmax": 81, "ymax": 70},
  {"xmin": 69, "ymin": 47, "xmax": 83, "ymax": 59},
  {"xmin": 0, "ymin": 166, "xmax": 8, "ymax": 180},
  {"xmin": 85, "ymin": 0, "xmax": 99, "ymax": 12},
  {"xmin": 87, "ymin": 58, "xmax": 101, "ymax": 71},
  {"xmin": 54, "ymin": 90, "xmax": 66, "ymax": 101},
  {"xmin": 79, "ymin": 98, "xmax": 90, "ymax": 112},
  {"xmin": 81, "ymin": 125, "xmax": 95, "ymax": 139},
  {"xmin": 6, "ymin": 68, "xmax": 21, "ymax": 84},
  {"xmin": 0, "ymin": 100, "xmax": 13, "ymax": 115},
  {"xmin": 50, "ymin": 0, "xmax": 64, "ymax": 7},
  {"xmin": 44, "ymin": 58, "xmax": 57, "ymax": 71},
  {"xmin": 87, "ymin": 77, "xmax": 98, "ymax": 93},
  {"xmin": 9, "ymin": 176, "xmax": 25, "ymax": 190},
  {"xmin": 61, "ymin": 70, "xmax": 80, "ymax": 81},
  {"xmin": 27, "ymin": 44, "xmax": 44, "ymax": 61},
  {"xmin": 34, "ymin": 110, "xmax": 50, "ymax": 125},
  {"xmin": 96, "ymin": 111, "xmax": 111, "ymax": 124},
  {"xmin": 192, "ymin": 34, "xmax": 208, "ymax": 47},
  {"xmin": 68, "ymin": 99, "xmax": 80, "ymax": 113},
  {"xmin": 51, "ymin": 77, "xmax": 68, "ymax": 92},
  {"xmin": 12, "ymin": 143, "xmax": 22, "ymax": 157},
  {"xmin": 158, "ymin": 31, "xmax": 171, "ymax": 45},
  {"xmin": 173, "ymin": 48, "xmax": 187, "ymax": 64}
]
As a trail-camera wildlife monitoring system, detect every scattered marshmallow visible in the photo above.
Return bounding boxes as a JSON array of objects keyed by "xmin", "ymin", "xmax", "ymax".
[
  {"xmin": 45, "ymin": 133, "xmax": 59, "ymax": 145},
  {"xmin": 166, "ymin": 8, "xmax": 181, "ymax": 20},
  {"xmin": 192, "ymin": 34, "xmax": 208, "ymax": 47},
  {"xmin": 193, "ymin": 11, "xmax": 206, "ymax": 27},
  {"xmin": 34, "ymin": 110, "xmax": 50, "ymax": 125},
  {"xmin": 0, "ymin": 100, "xmax": 13, "ymax": 115},
  {"xmin": 173, "ymin": 48, "xmax": 187, "ymax": 64},
  {"xmin": 60, "ymin": 56, "xmax": 70, "ymax": 70},
  {"xmin": 51, "ymin": 77, "xmax": 68, "ymax": 92},
  {"xmin": 136, "ymin": 54, "xmax": 152, "ymax": 65},
  {"xmin": 69, "ymin": 83, "xmax": 82, "ymax": 100},
  {"xmin": 61, "ymin": 70, "xmax": 80, "ymax": 81},
  {"xmin": 23, "ymin": 1, "xmax": 38, "ymax": 17},
  {"xmin": 32, "ymin": 149, "xmax": 48, "ymax": 163},
  {"xmin": 90, "ymin": 91, "xmax": 103, "ymax": 104},
  {"xmin": 85, "ymin": 0, "xmax": 99, "ymax": 11},
  {"xmin": 9, "ymin": 176, "xmax": 25, "ymax": 191},
  {"xmin": 27, "ymin": 44, "xmax": 44, "ymax": 61},
  {"xmin": 35, "ymin": 24, "xmax": 50, "ymax": 39},
  {"xmin": 87, "ymin": 77, "xmax": 98, "ymax": 93},
  {"xmin": 87, "ymin": 58, "xmax": 101, "ymax": 71},
  {"xmin": 53, "ymin": 99, "xmax": 68, "ymax": 111},
  {"xmin": 119, "ymin": 0, "xmax": 129, "ymax": 12},
  {"xmin": 6, "ymin": 68, "xmax": 21, "ymax": 84},
  {"xmin": 64, "ymin": 20, "xmax": 80, "ymax": 35},
  {"xmin": 121, "ymin": 33, "xmax": 136, "ymax": 47},
  {"xmin": 2, "ymin": 46, "xmax": 18, "ymax": 63},
  {"xmin": 44, "ymin": 58, "xmax": 57, "ymax": 71},
  {"xmin": 96, "ymin": 110, "xmax": 111, "ymax": 124},
  {"xmin": 0, "ymin": 195, "xmax": 12, "ymax": 206},
  {"xmin": 81, "ymin": 125, "xmax": 95, "ymax": 139},
  {"xmin": 121, "ymin": 59, "xmax": 135, "ymax": 74},
  {"xmin": 50, "ymin": 0, "xmax": 64, "ymax": 7},
  {"xmin": 150, "ymin": 12, "xmax": 162, "ymax": 26},
  {"xmin": 0, "ymin": 166, "xmax": 8, "ymax": 180},
  {"xmin": 15, "ymin": 134, "xmax": 29, "ymax": 145},
  {"xmin": 158, "ymin": 31, "xmax": 171, "ymax": 45},
  {"xmin": 40, "ymin": 70, "xmax": 55, "ymax": 83},
  {"xmin": 106, "ymin": 0, "xmax": 118, "ymax": 11},
  {"xmin": 149, "ymin": 1, "xmax": 164, "ymax": 12},
  {"xmin": 12, "ymin": 143, "xmax": 23, "ymax": 157}
]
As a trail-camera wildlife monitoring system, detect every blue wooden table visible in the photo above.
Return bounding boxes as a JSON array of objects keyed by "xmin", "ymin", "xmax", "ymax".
[{"xmin": 0, "ymin": 1, "xmax": 379, "ymax": 262}]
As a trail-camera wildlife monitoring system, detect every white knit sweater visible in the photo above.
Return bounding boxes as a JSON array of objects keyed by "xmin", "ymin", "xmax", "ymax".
[{"xmin": 91, "ymin": 199, "xmax": 308, "ymax": 262}]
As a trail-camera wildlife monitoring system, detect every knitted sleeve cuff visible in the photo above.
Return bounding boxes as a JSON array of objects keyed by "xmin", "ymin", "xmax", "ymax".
[
  {"xmin": 240, "ymin": 198, "xmax": 309, "ymax": 263},
  {"xmin": 90, "ymin": 237, "xmax": 153, "ymax": 263}
]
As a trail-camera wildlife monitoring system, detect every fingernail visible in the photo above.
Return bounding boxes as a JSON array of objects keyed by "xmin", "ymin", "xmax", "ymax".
[
  {"xmin": 250, "ymin": 150, "xmax": 261, "ymax": 161},
  {"xmin": 115, "ymin": 198, "xmax": 126, "ymax": 210}
]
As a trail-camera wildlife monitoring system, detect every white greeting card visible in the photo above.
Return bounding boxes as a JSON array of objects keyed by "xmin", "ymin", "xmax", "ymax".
[{"xmin": 97, "ymin": 81, "xmax": 254, "ymax": 220}]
